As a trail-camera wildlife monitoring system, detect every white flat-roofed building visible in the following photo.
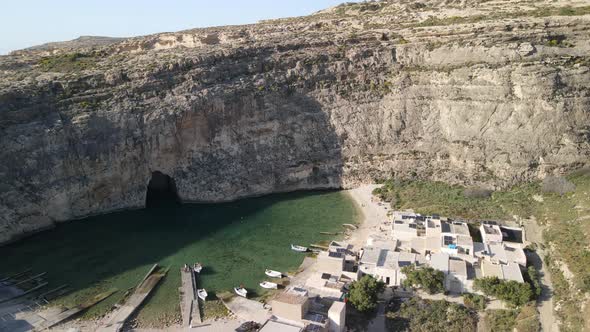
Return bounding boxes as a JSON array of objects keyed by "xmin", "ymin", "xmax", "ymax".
[
  {"xmin": 481, "ymin": 224, "xmax": 503, "ymax": 243},
  {"xmin": 480, "ymin": 260, "xmax": 524, "ymax": 283},
  {"xmin": 474, "ymin": 242, "xmax": 526, "ymax": 267},
  {"xmin": 358, "ymin": 247, "xmax": 417, "ymax": 286},
  {"xmin": 447, "ymin": 259, "xmax": 469, "ymax": 293}
]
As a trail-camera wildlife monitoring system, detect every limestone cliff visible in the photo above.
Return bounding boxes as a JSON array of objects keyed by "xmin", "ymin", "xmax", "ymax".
[{"xmin": 1, "ymin": 0, "xmax": 589, "ymax": 243}]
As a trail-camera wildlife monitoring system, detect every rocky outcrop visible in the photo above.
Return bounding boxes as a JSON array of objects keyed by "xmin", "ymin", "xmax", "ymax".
[{"xmin": 1, "ymin": 0, "xmax": 589, "ymax": 244}]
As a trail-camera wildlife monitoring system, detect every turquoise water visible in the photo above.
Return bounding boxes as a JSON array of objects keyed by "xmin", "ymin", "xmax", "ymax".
[{"xmin": 0, "ymin": 190, "xmax": 359, "ymax": 325}]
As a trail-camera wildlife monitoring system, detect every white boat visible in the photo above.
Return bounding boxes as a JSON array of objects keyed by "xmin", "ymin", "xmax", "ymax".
[
  {"xmin": 265, "ymin": 269, "xmax": 282, "ymax": 278},
  {"xmin": 193, "ymin": 263, "xmax": 203, "ymax": 273},
  {"xmin": 291, "ymin": 244, "xmax": 308, "ymax": 252},
  {"xmin": 234, "ymin": 287, "xmax": 248, "ymax": 298},
  {"xmin": 197, "ymin": 289, "xmax": 208, "ymax": 301},
  {"xmin": 259, "ymin": 281, "xmax": 278, "ymax": 289}
]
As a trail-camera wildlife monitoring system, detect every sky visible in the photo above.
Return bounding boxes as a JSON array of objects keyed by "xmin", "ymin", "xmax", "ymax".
[{"xmin": 0, "ymin": 0, "xmax": 358, "ymax": 55}]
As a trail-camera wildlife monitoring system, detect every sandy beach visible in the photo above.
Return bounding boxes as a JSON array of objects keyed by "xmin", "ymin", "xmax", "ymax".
[{"xmin": 346, "ymin": 184, "xmax": 389, "ymax": 251}]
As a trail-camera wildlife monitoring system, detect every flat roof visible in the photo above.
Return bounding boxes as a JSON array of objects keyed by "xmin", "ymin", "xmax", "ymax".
[
  {"xmin": 501, "ymin": 263, "xmax": 524, "ymax": 283},
  {"xmin": 449, "ymin": 259, "xmax": 467, "ymax": 277},
  {"xmin": 481, "ymin": 260, "xmax": 503, "ymax": 278},
  {"xmin": 488, "ymin": 243, "xmax": 508, "ymax": 263},
  {"xmin": 457, "ymin": 236, "xmax": 473, "ymax": 246},
  {"xmin": 450, "ymin": 222, "xmax": 470, "ymax": 236},
  {"xmin": 482, "ymin": 224, "xmax": 501, "ymax": 235},
  {"xmin": 260, "ymin": 320, "xmax": 303, "ymax": 332},
  {"xmin": 275, "ymin": 292, "xmax": 308, "ymax": 305},
  {"xmin": 430, "ymin": 253, "xmax": 449, "ymax": 272},
  {"xmin": 360, "ymin": 247, "xmax": 382, "ymax": 265}
]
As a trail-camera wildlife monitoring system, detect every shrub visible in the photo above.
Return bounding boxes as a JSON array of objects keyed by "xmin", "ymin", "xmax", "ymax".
[
  {"xmin": 348, "ymin": 275, "xmax": 385, "ymax": 312},
  {"xmin": 401, "ymin": 265, "xmax": 445, "ymax": 294},
  {"xmin": 387, "ymin": 298, "xmax": 477, "ymax": 332},
  {"xmin": 463, "ymin": 187, "xmax": 493, "ymax": 198},
  {"xmin": 485, "ymin": 309, "xmax": 518, "ymax": 332},
  {"xmin": 542, "ymin": 176, "xmax": 575, "ymax": 195},
  {"xmin": 38, "ymin": 52, "xmax": 98, "ymax": 72},
  {"xmin": 474, "ymin": 277, "xmax": 533, "ymax": 307},
  {"xmin": 463, "ymin": 293, "xmax": 486, "ymax": 311},
  {"xmin": 515, "ymin": 304, "xmax": 540, "ymax": 332},
  {"xmin": 525, "ymin": 266, "xmax": 542, "ymax": 298}
]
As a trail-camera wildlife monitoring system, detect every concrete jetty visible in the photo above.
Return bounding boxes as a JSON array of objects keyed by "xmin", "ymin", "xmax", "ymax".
[
  {"xmin": 36, "ymin": 289, "xmax": 117, "ymax": 330},
  {"xmin": 97, "ymin": 264, "xmax": 165, "ymax": 332},
  {"xmin": 180, "ymin": 268, "xmax": 201, "ymax": 327}
]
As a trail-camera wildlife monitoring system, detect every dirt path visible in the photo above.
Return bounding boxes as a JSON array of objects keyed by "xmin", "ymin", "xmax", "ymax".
[{"xmin": 524, "ymin": 219, "xmax": 559, "ymax": 332}]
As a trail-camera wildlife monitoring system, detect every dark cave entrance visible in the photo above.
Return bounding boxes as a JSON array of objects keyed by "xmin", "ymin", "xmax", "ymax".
[{"xmin": 146, "ymin": 171, "xmax": 180, "ymax": 207}]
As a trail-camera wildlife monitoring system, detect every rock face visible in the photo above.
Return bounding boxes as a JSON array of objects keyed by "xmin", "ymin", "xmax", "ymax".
[{"xmin": 1, "ymin": 0, "xmax": 589, "ymax": 244}]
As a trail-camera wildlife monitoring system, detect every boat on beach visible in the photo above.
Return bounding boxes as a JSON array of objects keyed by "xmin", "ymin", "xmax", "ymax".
[
  {"xmin": 265, "ymin": 269, "xmax": 282, "ymax": 278},
  {"xmin": 291, "ymin": 244, "xmax": 308, "ymax": 252},
  {"xmin": 234, "ymin": 286, "xmax": 248, "ymax": 298},
  {"xmin": 197, "ymin": 288, "xmax": 208, "ymax": 301},
  {"xmin": 259, "ymin": 281, "xmax": 278, "ymax": 289}
]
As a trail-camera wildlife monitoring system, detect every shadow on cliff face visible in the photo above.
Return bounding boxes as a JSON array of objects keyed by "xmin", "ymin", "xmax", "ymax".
[{"xmin": 171, "ymin": 89, "xmax": 344, "ymax": 201}]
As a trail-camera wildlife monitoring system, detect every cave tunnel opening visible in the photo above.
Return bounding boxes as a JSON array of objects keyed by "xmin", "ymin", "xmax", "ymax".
[{"xmin": 146, "ymin": 171, "xmax": 180, "ymax": 207}]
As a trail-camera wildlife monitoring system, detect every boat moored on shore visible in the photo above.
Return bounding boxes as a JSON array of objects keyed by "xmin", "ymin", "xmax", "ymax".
[
  {"xmin": 291, "ymin": 244, "xmax": 308, "ymax": 252},
  {"xmin": 265, "ymin": 269, "xmax": 282, "ymax": 278}
]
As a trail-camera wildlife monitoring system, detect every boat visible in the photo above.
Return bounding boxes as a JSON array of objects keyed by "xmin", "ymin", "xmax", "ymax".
[
  {"xmin": 197, "ymin": 289, "xmax": 208, "ymax": 301},
  {"xmin": 234, "ymin": 286, "xmax": 248, "ymax": 298},
  {"xmin": 265, "ymin": 269, "xmax": 282, "ymax": 278},
  {"xmin": 259, "ymin": 281, "xmax": 278, "ymax": 289},
  {"xmin": 342, "ymin": 223, "xmax": 358, "ymax": 230},
  {"xmin": 193, "ymin": 263, "xmax": 203, "ymax": 273},
  {"xmin": 291, "ymin": 244, "xmax": 308, "ymax": 252}
]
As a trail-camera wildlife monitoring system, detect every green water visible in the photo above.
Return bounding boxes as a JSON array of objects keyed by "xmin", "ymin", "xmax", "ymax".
[{"xmin": 0, "ymin": 190, "xmax": 359, "ymax": 325}]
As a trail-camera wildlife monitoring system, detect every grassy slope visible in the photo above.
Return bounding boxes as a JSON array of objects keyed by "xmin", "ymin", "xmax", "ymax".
[{"xmin": 374, "ymin": 171, "xmax": 590, "ymax": 331}]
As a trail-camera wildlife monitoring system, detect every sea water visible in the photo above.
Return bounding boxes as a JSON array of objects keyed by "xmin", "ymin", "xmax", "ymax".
[{"xmin": 0, "ymin": 190, "xmax": 359, "ymax": 325}]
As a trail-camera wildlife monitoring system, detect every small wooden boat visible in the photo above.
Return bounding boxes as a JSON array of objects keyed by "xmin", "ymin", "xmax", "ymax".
[
  {"xmin": 265, "ymin": 269, "xmax": 282, "ymax": 278},
  {"xmin": 259, "ymin": 281, "xmax": 278, "ymax": 289},
  {"xmin": 193, "ymin": 263, "xmax": 203, "ymax": 274},
  {"xmin": 291, "ymin": 244, "xmax": 308, "ymax": 252},
  {"xmin": 342, "ymin": 224, "xmax": 358, "ymax": 230},
  {"xmin": 234, "ymin": 286, "xmax": 248, "ymax": 298},
  {"xmin": 197, "ymin": 289, "xmax": 208, "ymax": 301}
]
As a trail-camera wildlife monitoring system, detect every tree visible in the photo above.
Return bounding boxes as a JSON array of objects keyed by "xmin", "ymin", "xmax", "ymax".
[
  {"xmin": 401, "ymin": 265, "xmax": 445, "ymax": 294},
  {"xmin": 473, "ymin": 277, "xmax": 533, "ymax": 307},
  {"xmin": 348, "ymin": 275, "xmax": 385, "ymax": 312}
]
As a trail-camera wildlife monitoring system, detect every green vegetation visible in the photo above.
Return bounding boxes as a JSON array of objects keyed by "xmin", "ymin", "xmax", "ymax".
[
  {"xmin": 38, "ymin": 52, "xmax": 98, "ymax": 72},
  {"xmin": 474, "ymin": 277, "xmax": 533, "ymax": 307},
  {"xmin": 463, "ymin": 293, "xmax": 487, "ymax": 311},
  {"xmin": 515, "ymin": 304, "xmax": 541, "ymax": 332},
  {"xmin": 400, "ymin": 265, "xmax": 445, "ymax": 294},
  {"xmin": 373, "ymin": 171, "xmax": 590, "ymax": 329},
  {"xmin": 202, "ymin": 299, "xmax": 230, "ymax": 321},
  {"xmin": 485, "ymin": 309, "xmax": 518, "ymax": 332},
  {"xmin": 386, "ymin": 298, "xmax": 477, "ymax": 332},
  {"xmin": 525, "ymin": 265, "xmax": 542, "ymax": 298},
  {"xmin": 371, "ymin": 178, "xmax": 535, "ymax": 220},
  {"xmin": 0, "ymin": 191, "xmax": 359, "ymax": 328},
  {"xmin": 348, "ymin": 275, "xmax": 385, "ymax": 312}
]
